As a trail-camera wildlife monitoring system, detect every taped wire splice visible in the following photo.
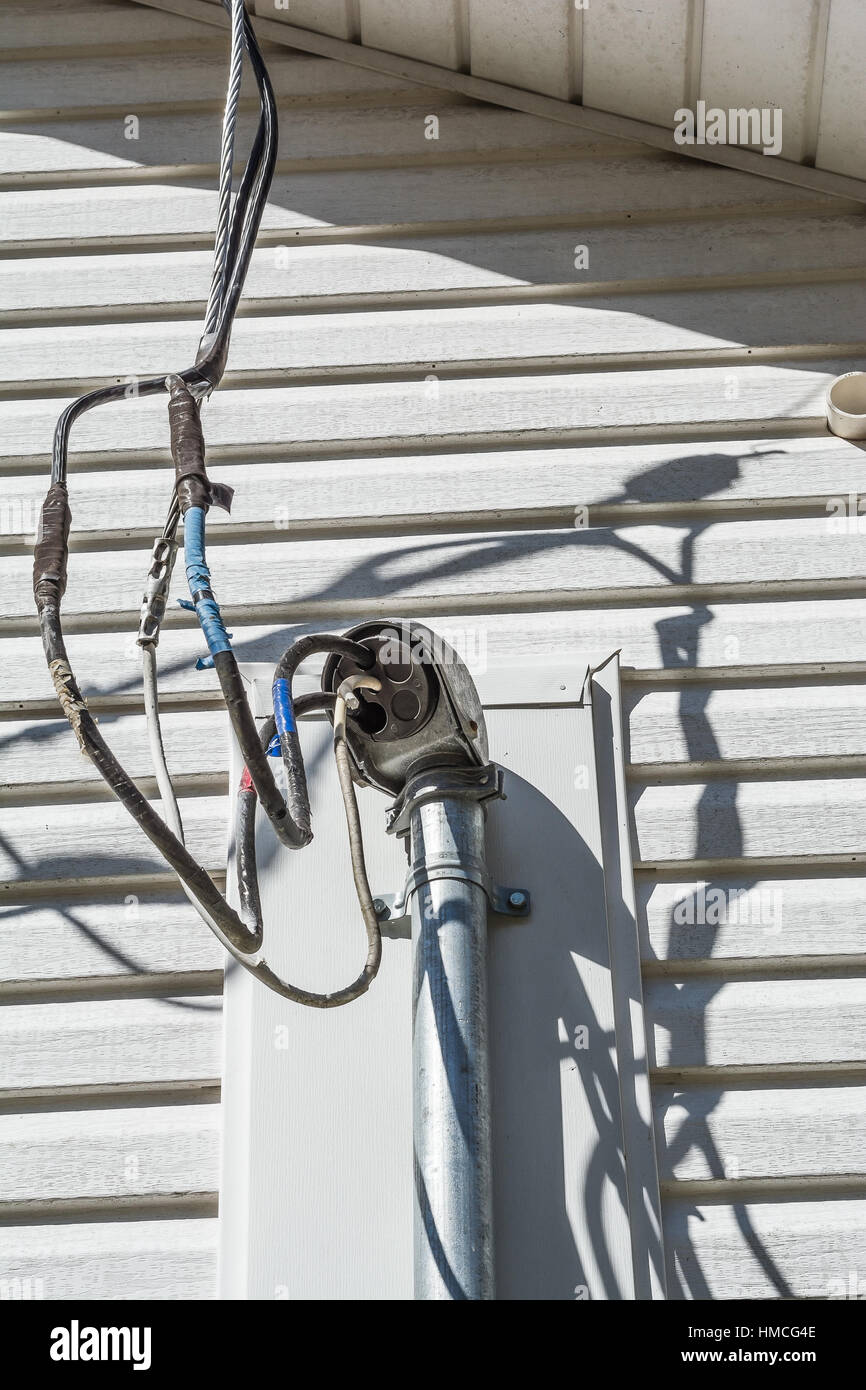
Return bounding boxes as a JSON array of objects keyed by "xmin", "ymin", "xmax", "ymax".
[
  {"xmin": 165, "ymin": 376, "xmax": 311, "ymax": 850},
  {"xmin": 273, "ymin": 677, "xmax": 296, "ymax": 736},
  {"xmin": 183, "ymin": 507, "xmax": 233, "ymax": 659},
  {"xmin": 138, "ymin": 534, "xmax": 178, "ymax": 648}
]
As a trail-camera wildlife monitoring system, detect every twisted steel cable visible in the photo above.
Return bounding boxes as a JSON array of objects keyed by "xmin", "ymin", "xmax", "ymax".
[{"xmin": 202, "ymin": 0, "xmax": 246, "ymax": 340}]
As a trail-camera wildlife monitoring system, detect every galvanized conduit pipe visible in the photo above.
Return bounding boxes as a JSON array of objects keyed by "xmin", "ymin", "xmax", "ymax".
[{"xmin": 408, "ymin": 786, "xmax": 495, "ymax": 1301}]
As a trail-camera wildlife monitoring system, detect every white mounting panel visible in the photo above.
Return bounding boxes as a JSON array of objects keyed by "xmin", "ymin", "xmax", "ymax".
[{"xmin": 218, "ymin": 654, "xmax": 664, "ymax": 1300}]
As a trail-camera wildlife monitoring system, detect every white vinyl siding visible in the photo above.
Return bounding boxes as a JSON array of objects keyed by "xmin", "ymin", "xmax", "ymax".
[{"xmin": 1, "ymin": 0, "xmax": 865, "ymax": 1299}]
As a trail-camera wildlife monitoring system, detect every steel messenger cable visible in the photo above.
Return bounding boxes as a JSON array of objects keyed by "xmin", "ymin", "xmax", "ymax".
[{"xmin": 32, "ymin": 1, "xmax": 383, "ymax": 1007}]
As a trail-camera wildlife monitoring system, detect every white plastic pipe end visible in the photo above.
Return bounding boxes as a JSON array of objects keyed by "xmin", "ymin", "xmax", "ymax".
[{"xmin": 826, "ymin": 372, "xmax": 866, "ymax": 440}]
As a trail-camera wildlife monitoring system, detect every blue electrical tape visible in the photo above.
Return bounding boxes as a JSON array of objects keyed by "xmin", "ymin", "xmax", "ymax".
[
  {"xmin": 183, "ymin": 506, "xmax": 233, "ymax": 658},
  {"xmin": 272, "ymin": 677, "xmax": 296, "ymax": 736},
  {"xmin": 183, "ymin": 507, "xmax": 210, "ymax": 593}
]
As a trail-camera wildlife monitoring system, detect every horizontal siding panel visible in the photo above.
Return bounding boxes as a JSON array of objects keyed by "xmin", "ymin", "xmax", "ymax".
[
  {"xmin": 0, "ymin": 894, "xmax": 222, "ymax": 982},
  {"xmin": 0, "ymin": 1217, "xmax": 216, "ymax": 1299},
  {"xmin": 7, "ymin": 284, "xmax": 866, "ymax": 388},
  {"xmin": 6, "ymin": 215, "xmax": 866, "ymax": 317},
  {"xmin": 648, "ymin": 976, "xmax": 866, "ymax": 1070},
  {"xmin": 4, "ymin": 437, "xmax": 866, "ymax": 541},
  {"xmin": 0, "ymin": 364, "xmax": 847, "ymax": 466},
  {"xmin": 0, "ymin": 0, "xmax": 223, "ymax": 51},
  {"xmin": 626, "ymin": 682, "xmax": 866, "ymax": 767},
  {"xmin": 7, "ymin": 600, "xmax": 866, "ymax": 708},
  {"xmin": 0, "ymin": 107, "xmax": 613, "ymax": 178},
  {"xmin": 0, "ymin": 156, "xmax": 834, "ymax": 247},
  {"xmin": 7, "ymin": 681, "xmax": 866, "ymax": 798},
  {"xmin": 664, "ymin": 1197, "xmax": 866, "ymax": 1300},
  {"xmin": 0, "ymin": 52, "xmax": 430, "ymax": 114},
  {"xmin": 655, "ymin": 1084, "xmax": 866, "ymax": 1181},
  {"xmin": 0, "ymin": 797, "xmax": 226, "ymax": 886},
  {"xmin": 640, "ymin": 876, "xmax": 866, "ymax": 963},
  {"xmin": 2, "ymin": 516, "xmax": 864, "ymax": 622},
  {"xmin": 0, "ymin": 995, "xmax": 222, "ymax": 1090},
  {"xmin": 1, "ymin": 710, "xmax": 228, "ymax": 796},
  {"xmin": 7, "ymin": 775, "xmax": 866, "ymax": 888},
  {"xmin": 0, "ymin": 795, "xmax": 232, "ymax": 878},
  {"xmin": 0, "ymin": 1104, "xmax": 220, "ymax": 1202},
  {"xmin": 632, "ymin": 777, "xmax": 866, "ymax": 864}
]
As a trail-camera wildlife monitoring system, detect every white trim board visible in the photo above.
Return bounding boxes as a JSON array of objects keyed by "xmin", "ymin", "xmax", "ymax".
[
  {"xmin": 133, "ymin": 0, "xmax": 866, "ymax": 207},
  {"xmin": 218, "ymin": 652, "xmax": 665, "ymax": 1299}
]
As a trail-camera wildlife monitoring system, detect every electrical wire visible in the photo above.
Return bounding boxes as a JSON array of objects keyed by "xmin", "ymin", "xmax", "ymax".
[
  {"xmin": 234, "ymin": 675, "xmax": 385, "ymax": 1007},
  {"xmin": 48, "ymin": 4, "xmax": 277, "ymax": 487},
  {"xmin": 135, "ymin": 0, "xmax": 278, "ymax": 846},
  {"xmin": 165, "ymin": 374, "xmax": 373, "ymax": 851},
  {"xmin": 202, "ymin": 0, "xmax": 245, "ymax": 343},
  {"xmin": 34, "ymin": 13, "xmax": 279, "ymax": 949},
  {"xmin": 141, "ymin": 641, "xmax": 240, "ymax": 947},
  {"xmin": 143, "ymin": 636, "xmax": 379, "ymax": 1006},
  {"xmin": 271, "ymin": 633, "xmax": 378, "ymax": 842},
  {"xmin": 332, "ymin": 674, "xmax": 385, "ymax": 995},
  {"xmin": 133, "ymin": 0, "xmax": 280, "ymax": 891},
  {"xmin": 35, "ymin": 4, "xmax": 388, "ymax": 1007}
]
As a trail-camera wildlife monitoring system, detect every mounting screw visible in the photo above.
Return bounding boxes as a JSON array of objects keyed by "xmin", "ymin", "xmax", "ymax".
[
  {"xmin": 373, "ymin": 898, "xmax": 389, "ymax": 918},
  {"xmin": 508, "ymin": 890, "xmax": 527, "ymax": 909}
]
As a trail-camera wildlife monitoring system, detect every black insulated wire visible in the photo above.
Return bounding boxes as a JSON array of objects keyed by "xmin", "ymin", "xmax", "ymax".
[
  {"xmin": 49, "ymin": 6, "xmax": 277, "ymax": 485},
  {"xmin": 34, "ymin": 7, "xmax": 384, "ymax": 1008},
  {"xmin": 235, "ymin": 694, "xmax": 336, "ymax": 936},
  {"xmin": 37, "ymin": 606, "xmax": 258, "ymax": 958},
  {"xmin": 166, "ymin": 373, "xmax": 318, "ymax": 851},
  {"xmin": 235, "ymin": 683, "xmax": 384, "ymax": 1007},
  {"xmin": 272, "ymin": 634, "xmax": 376, "ymax": 842}
]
